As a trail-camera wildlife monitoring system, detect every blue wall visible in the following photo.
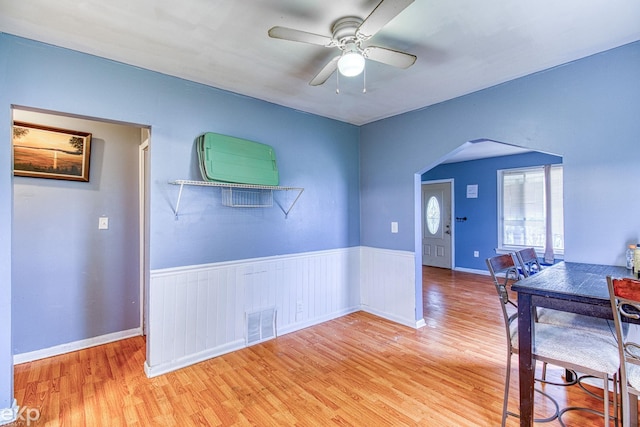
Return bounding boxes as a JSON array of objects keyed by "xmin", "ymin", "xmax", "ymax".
[
  {"xmin": 360, "ymin": 41, "xmax": 640, "ymax": 323},
  {"xmin": 0, "ymin": 33, "xmax": 361, "ymax": 409},
  {"xmin": 361, "ymin": 41, "xmax": 640, "ymax": 265},
  {"xmin": 422, "ymin": 152, "xmax": 562, "ymax": 270},
  {"xmin": 0, "ymin": 34, "xmax": 360, "ymax": 269}
]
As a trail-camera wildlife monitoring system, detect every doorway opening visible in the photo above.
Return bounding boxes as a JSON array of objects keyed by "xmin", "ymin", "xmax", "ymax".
[{"xmin": 11, "ymin": 105, "xmax": 150, "ymax": 361}]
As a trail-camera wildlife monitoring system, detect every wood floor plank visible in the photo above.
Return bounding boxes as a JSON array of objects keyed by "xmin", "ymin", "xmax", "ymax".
[{"xmin": 12, "ymin": 266, "xmax": 634, "ymax": 426}]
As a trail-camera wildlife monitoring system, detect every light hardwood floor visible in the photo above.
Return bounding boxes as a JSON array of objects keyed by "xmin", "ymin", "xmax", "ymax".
[{"xmin": 12, "ymin": 267, "xmax": 624, "ymax": 426}]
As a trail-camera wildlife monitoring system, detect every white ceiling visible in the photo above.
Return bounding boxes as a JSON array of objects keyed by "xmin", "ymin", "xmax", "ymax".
[
  {"xmin": 440, "ymin": 140, "xmax": 533, "ymax": 164},
  {"xmin": 0, "ymin": 0, "xmax": 639, "ymax": 126}
]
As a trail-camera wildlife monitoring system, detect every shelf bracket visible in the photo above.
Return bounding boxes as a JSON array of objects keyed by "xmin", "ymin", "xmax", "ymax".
[
  {"xmin": 275, "ymin": 188, "xmax": 305, "ymax": 218},
  {"xmin": 173, "ymin": 181, "xmax": 186, "ymax": 220}
]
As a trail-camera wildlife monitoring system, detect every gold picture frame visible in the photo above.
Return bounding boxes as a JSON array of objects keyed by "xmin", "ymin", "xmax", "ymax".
[{"xmin": 13, "ymin": 121, "xmax": 92, "ymax": 182}]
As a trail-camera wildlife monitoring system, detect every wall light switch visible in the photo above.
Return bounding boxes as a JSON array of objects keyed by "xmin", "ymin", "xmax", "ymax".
[
  {"xmin": 391, "ymin": 222, "xmax": 399, "ymax": 233},
  {"xmin": 98, "ymin": 217, "xmax": 109, "ymax": 230}
]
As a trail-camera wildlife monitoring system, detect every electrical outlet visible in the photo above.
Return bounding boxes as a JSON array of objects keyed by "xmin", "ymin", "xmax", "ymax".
[
  {"xmin": 296, "ymin": 301, "xmax": 303, "ymax": 313},
  {"xmin": 473, "ymin": 251, "xmax": 479, "ymax": 258}
]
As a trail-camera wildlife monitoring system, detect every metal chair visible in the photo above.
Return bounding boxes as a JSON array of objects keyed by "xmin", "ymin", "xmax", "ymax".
[
  {"xmin": 608, "ymin": 276, "xmax": 640, "ymax": 427},
  {"xmin": 487, "ymin": 254, "xmax": 620, "ymax": 426}
]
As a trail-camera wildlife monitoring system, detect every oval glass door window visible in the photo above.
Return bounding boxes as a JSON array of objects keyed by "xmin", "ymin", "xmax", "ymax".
[{"xmin": 426, "ymin": 196, "xmax": 441, "ymax": 235}]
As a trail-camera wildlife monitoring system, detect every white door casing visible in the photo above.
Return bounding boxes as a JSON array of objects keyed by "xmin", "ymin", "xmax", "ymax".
[{"xmin": 139, "ymin": 129, "xmax": 150, "ymax": 335}]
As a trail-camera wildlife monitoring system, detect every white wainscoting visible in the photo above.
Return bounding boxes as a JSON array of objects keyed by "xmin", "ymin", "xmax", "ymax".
[
  {"xmin": 145, "ymin": 247, "xmax": 362, "ymax": 377},
  {"xmin": 11, "ymin": 247, "xmax": 420, "ymax": 375},
  {"xmin": 360, "ymin": 246, "xmax": 418, "ymax": 328}
]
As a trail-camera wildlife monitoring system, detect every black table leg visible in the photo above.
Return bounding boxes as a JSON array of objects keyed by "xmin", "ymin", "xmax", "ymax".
[{"xmin": 517, "ymin": 292, "xmax": 534, "ymax": 426}]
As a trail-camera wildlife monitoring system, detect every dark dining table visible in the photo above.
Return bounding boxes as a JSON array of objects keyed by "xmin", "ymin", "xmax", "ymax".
[{"xmin": 511, "ymin": 261, "xmax": 638, "ymax": 427}]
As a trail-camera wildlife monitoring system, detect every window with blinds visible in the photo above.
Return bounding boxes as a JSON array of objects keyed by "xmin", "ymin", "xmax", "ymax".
[{"xmin": 498, "ymin": 165, "xmax": 564, "ymax": 255}]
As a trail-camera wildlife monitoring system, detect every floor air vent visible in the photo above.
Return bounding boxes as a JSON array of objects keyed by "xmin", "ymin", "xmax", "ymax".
[{"xmin": 245, "ymin": 307, "xmax": 277, "ymax": 346}]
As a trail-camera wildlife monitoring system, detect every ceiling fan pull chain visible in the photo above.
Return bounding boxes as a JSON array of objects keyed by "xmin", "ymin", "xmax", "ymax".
[
  {"xmin": 336, "ymin": 70, "xmax": 340, "ymax": 94},
  {"xmin": 363, "ymin": 64, "xmax": 367, "ymax": 94}
]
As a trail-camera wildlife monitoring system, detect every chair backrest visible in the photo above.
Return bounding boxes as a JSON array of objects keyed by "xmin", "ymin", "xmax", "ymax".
[
  {"xmin": 515, "ymin": 247, "xmax": 542, "ymax": 278},
  {"xmin": 607, "ymin": 276, "xmax": 640, "ymax": 395},
  {"xmin": 486, "ymin": 253, "xmax": 520, "ymax": 292},
  {"xmin": 486, "ymin": 254, "xmax": 521, "ymax": 341}
]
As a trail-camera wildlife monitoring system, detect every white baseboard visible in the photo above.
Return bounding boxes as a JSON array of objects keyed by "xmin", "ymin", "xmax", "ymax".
[
  {"xmin": 144, "ymin": 339, "xmax": 245, "ymax": 378},
  {"xmin": 277, "ymin": 307, "xmax": 360, "ymax": 336},
  {"xmin": 0, "ymin": 399, "xmax": 18, "ymax": 426},
  {"xmin": 361, "ymin": 306, "xmax": 422, "ymax": 329},
  {"xmin": 13, "ymin": 328, "xmax": 142, "ymax": 364},
  {"xmin": 453, "ymin": 266, "xmax": 489, "ymax": 276}
]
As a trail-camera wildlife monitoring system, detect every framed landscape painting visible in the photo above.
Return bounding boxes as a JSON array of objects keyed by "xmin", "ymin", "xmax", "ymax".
[{"xmin": 13, "ymin": 121, "xmax": 92, "ymax": 182}]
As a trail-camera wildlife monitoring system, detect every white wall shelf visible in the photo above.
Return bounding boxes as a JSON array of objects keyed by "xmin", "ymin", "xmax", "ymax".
[{"xmin": 169, "ymin": 180, "xmax": 304, "ymax": 219}]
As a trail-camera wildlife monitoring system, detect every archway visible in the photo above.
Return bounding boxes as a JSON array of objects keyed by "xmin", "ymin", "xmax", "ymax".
[{"xmin": 412, "ymin": 139, "xmax": 562, "ymax": 322}]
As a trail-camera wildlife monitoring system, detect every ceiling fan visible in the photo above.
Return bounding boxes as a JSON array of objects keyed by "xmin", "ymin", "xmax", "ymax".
[{"xmin": 268, "ymin": 0, "xmax": 417, "ymax": 86}]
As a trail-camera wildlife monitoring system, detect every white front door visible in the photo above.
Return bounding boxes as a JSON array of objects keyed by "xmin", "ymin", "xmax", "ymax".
[{"xmin": 422, "ymin": 181, "xmax": 452, "ymax": 268}]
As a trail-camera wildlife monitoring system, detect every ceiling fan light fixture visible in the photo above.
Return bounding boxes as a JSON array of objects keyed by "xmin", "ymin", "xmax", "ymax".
[
  {"xmin": 268, "ymin": 0, "xmax": 416, "ymax": 86},
  {"xmin": 337, "ymin": 51, "xmax": 365, "ymax": 77}
]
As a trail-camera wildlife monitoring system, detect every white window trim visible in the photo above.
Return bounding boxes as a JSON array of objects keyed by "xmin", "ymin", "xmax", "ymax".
[{"xmin": 496, "ymin": 164, "xmax": 564, "ymax": 258}]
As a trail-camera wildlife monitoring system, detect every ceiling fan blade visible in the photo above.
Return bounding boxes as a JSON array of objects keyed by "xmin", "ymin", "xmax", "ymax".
[
  {"xmin": 268, "ymin": 26, "xmax": 334, "ymax": 47},
  {"xmin": 357, "ymin": 0, "xmax": 415, "ymax": 40},
  {"xmin": 309, "ymin": 56, "xmax": 340, "ymax": 86},
  {"xmin": 363, "ymin": 46, "xmax": 416, "ymax": 69}
]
